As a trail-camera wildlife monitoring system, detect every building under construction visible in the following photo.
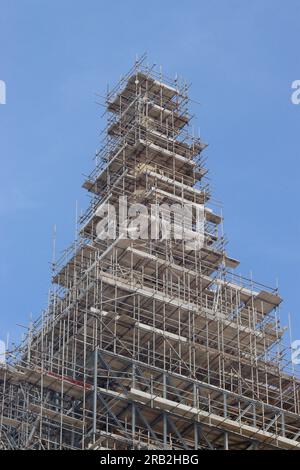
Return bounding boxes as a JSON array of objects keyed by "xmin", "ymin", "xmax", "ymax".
[{"xmin": 1, "ymin": 57, "xmax": 300, "ymax": 450}]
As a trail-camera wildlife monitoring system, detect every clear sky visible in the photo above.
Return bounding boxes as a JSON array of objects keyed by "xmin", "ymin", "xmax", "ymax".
[{"xmin": 0, "ymin": 0, "xmax": 299, "ymax": 351}]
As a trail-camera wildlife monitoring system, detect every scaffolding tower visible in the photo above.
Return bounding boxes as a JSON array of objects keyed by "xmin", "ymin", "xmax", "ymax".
[{"xmin": 1, "ymin": 57, "xmax": 300, "ymax": 450}]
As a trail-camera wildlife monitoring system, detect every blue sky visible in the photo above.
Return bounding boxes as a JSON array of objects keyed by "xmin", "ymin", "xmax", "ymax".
[{"xmin": 0, "ymin": 0, "xmax": 299, "ymax": 349}]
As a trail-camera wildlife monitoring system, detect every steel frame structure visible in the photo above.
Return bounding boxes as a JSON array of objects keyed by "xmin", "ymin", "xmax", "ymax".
[{"xmin": 0, "ymin": 56, "xmax": 300, "ymax": 450}]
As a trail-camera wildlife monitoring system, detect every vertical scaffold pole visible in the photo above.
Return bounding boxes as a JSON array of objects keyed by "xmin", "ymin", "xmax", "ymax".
[{"xmin": 93, "ymin": 348, "xmax": 98, "ymax": 444}]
